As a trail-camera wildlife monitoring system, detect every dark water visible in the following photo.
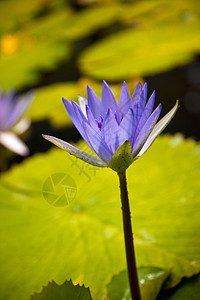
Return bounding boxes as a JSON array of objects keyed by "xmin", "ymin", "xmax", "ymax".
[{"xmin": 146, "ymin": 57, "xmax": 200, "ymax": 141}]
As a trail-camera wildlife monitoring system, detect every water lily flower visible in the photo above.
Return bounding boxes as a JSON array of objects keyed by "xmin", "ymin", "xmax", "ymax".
[
  {"xmin": 43, "ymin": 81, "xmax": 178, "ymax": 172},
  {"xmin": 0, "ymin": 88, "xmax": 34, "ymax": 156}
]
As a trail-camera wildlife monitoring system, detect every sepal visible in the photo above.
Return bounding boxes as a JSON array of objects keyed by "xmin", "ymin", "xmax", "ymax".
[
  {"xmin": 42, "ymin": 135, "xmax": 107, "ymax": 168},
  {"xmin": 108, "ymin": 140, "xmax": 134, "ymax": 173}
]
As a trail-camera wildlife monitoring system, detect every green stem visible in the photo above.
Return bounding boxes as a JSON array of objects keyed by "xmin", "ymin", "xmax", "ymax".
[{"xmin": 118, "ymin": 171, "xmax": 141, "ymax": 300}]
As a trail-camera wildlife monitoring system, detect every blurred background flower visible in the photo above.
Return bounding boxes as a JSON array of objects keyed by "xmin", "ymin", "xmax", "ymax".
[{"xmin": 0, "ymin": 88, "xmax": 34, "ymax": 156}]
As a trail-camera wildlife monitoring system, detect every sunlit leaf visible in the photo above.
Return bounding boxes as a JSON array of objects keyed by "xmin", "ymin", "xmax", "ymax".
[
  {"xmin": 26, "ymin": 83, "xmax": 77, "ymax": 127},
  {"xmin": 0, "ymin": 135, "xmax": 199, "ymax": 300},
  {"xmin": 0, "ymin": 0, "xmax": 63, "ymax": 35},
  {"xmin": 0, "ymin": 8, "xmax": 71, "ymax": 90},
  {"xmin": 79, "ymin": 0, "xmax": 200, "ymax": 80},
  {"xmin": 63, "ymin": 3, "xmax": 124, "ymax": 40}
]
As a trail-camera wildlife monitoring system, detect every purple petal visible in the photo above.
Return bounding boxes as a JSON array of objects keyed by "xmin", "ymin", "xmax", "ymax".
[
  {"xmin": 42, "ymin": 135, "xmax": 107, "ymax": 167},
  {"xmin": 72, "ymin": 100, "xmax": 101, "ymax": 153},
  {"xmin": 87, "ymin": 85, "xmax": 101, "ymax": 120},
  {"xmin": 132, "ymin": 104, "xmax": 162, "ymax": 158},
  {"xmin": 0, "ymin": 88, "xmax": 15, "ymax": 106},
  {"xmin": 141, "ymin": 82, "xmax": 147, "ymax": 108},
  {"xmin": 5, "ymin": 91, "xmax": 34, "ymax": 130},
  {"xmin": 83, "ymin": 121, "xmax": 113, "ymax": 163},
  {"xmin": 118, "ymin": 81, "xmax": 131, "ymax": 115},
  {"xmin": 132, "ymin": 101, "xmax": 143, "ymax": 125},
  {"xmin": 117, "ymin": 108, "xmax": 135, "ymax": 150},
  {"xmin": 101, "ymin": 81, "xmax": 117, "ymax": 117},
  {"xmin": 0, "ymin": 89, "xmax": 17, "ymax": 129},
  {"xmin": 136, "ymin": 100, "xmax": 179, "ymax": 158},
  {"xmin": 62, "ymin": 98, "xmax": 76, "ymax": 121},
  {"xmin": 101, "ymin": 109, "xmax": 118, "ymax": 154},
  {"xmin": 63, "ymin": 98, "xmax": 101, "ymax": 154},
  {"xmin": 133, "ymin": 90, "xmax": 155, "ymax": 140},
  {"xmin": 131, "ymin": 82, "xmax": 142, "ymax": 105},
  {"xmin": 86, "ymin": 105, "xmax": 99, "ymax": 131},
  {"xmin": 62, "ymin": 98, "xmax": 89, "ymax": 143},
  {"xmin": 132, "ymin": 83, "xmax": 148, "ymax": 125},
  {"xmin": 71, "ymin": 100, "xmax": 88, "ymax": 123}
]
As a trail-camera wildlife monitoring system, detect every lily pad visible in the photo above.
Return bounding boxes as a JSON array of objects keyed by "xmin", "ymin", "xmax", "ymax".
[
  {"xmin": 0, "ymin": 8, "xmax": 71, "ymax": 90},
  {"xmin": 107, "ymin": 267, "xmax": 169, "ymax": 300},
  {"xmin": 0, "ymin": 135, "xmax": 199, "ymax": 300},
  {"xmin": 30, "ymin": 280, "xmax": 92, "ymax": 300},
  {"xmin": 0, "ymin": 0, "xmax": 61, "ymax": 35},
  {"xmin": 26, "ymin": 83, "xmax": 78, "ymax": 127},
  {"xmin": 79, "ymin": 0, "xmax": 200, "ymax": 80},
  {"xmin": 158, "ymin": 275, "xmax": 200, "ymax": 300}
]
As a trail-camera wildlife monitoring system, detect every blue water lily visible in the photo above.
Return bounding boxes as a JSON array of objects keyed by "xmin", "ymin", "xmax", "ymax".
[
  {"xmin": 0, "ymin": 88, "xmax": 34, "ymax": 156},
  {"xmin": 43, "ymin": 81, "xmax": 178, "ymax": 172}
]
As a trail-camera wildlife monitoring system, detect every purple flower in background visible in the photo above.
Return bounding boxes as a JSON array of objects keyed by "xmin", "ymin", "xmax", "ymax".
[
  {"xmin": 0, "ymin": 88, "xmax": 34, "ymax": 156},
  {"xmin": 43, "ymin": 81, "xmax": 178, "ymax": 172}
]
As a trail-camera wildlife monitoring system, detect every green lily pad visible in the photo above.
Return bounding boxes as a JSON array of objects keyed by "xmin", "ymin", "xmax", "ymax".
[
  {"xmin": 0, "ymin": 135, "xmax": 199, "ymax": 300},
  {"xmin": 158, "ymin": 275, "xmax": 200, "ymax": 300},
  {"xmin": 63, "ymin": 3, "xmax": 125, "ymax": 41},
  {"xmin": 107, "ymin": 267, "xmax": 169, "ymax": 300},
  {"xmin": 0, "ymin": 1, "xmax": 140, "ymax": 91},
  {"xmin": 30, "ymin": 280, "xmax": 92, "ymax": 300},
  {"xmin": 0, "ymin": 0, "xmax": 60, "ymax": 35},
  {"xmin": 26, "ymin": 83, "xmax": 77, "ymax": 127},
  {"xmin": 0, "ymin": 7, "xmax": 71, "ymax": 90},
  {"xmin": 79, "ymin": 0, "xmax": 200, "ymax": 80}
]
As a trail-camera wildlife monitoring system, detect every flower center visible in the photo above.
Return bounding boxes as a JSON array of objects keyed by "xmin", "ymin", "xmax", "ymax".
[{"xmin": 97, "ymin": 121, "xmax": 102, "ymax": 130}]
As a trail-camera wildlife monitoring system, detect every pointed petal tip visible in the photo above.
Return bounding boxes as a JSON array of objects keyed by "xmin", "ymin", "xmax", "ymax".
[
  {"xmin": 71, "ymin": 99, "xmax": 77, "ymax": 106},
  {"xmin": 142, "ymin": 82, "xmax": 148, "ymax": 96},
  {"xmin": 158, "ymin": 103, "xmax": 162, "ymax": 111},
  {"xmin": 86, "ymin": 84, "xmax": 92, "ymax": 92},
  {"xmin": 171, "ymin": 99, "xmax": 179, "ymax": 115},
  {"xmin": 62, "ymin": 97, "xmax": 72, "ymax": 103},
  {"xmin": 102, "ymin": 80, "xmax": 109, "ymax": 87},
  {"xmin": 121, "ymin": 81, "xmax": 129, "ymax": 92},
  {"xmin": 137, "ymin": 82, "xmax": 142, "ymax": 87},
  {"xmin": 42, "ymin": 134, "xmax": 51, "ymax": 141},
  {"xmin": 42, "ymin": 134, "xmax": 56, "ymax": 144},
  {"xmin": 87, "ymin": 85, "xmax": 95, "ymax": 99},
  {"xmin": 175, "ymin": 99, "xmax": 179, "ymax": 108},
  {"xmin": 62, "ymin": 97, "xmax": 69, "ymax": 105}
]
